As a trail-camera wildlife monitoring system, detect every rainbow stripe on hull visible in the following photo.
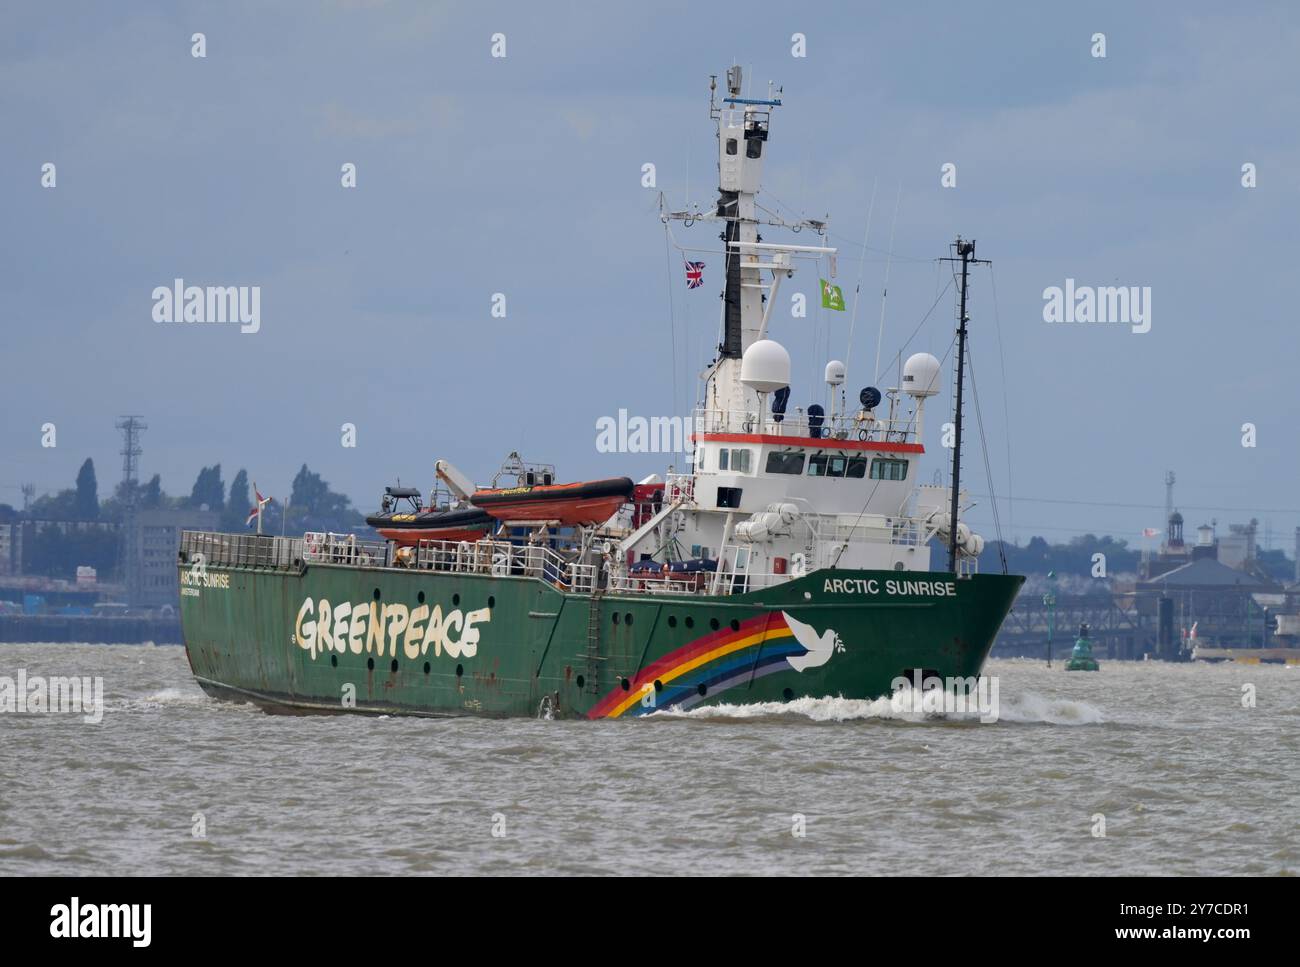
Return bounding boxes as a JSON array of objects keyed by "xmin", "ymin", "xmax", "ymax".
[{"xmin": 587, "ymin": 612, "xmax": 810, "ymax": 719}]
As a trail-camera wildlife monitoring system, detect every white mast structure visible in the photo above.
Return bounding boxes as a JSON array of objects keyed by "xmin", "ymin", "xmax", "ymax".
[
  {"xmin": 615, "ymin": 67, "xmax": 984, "ymax": 592},
  {"xmin": 667, "ymin": 67, "xmax": 836, "ymax": 424}
]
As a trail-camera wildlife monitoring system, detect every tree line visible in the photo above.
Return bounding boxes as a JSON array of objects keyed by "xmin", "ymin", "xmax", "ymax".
[{"xmin": 1, "ymin": 459, "xmax": 366, "ymax": 581}]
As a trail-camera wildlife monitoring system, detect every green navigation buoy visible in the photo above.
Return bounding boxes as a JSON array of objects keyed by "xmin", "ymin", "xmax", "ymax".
[{"xmin": 1064, "ymin": 622, "xmax": 1100, "ymax": 672}]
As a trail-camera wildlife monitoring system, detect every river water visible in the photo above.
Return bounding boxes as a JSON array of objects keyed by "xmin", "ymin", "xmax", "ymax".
[{"xmin": 1, "ymin": 643, "xmax": 1295, "ymax": 876}]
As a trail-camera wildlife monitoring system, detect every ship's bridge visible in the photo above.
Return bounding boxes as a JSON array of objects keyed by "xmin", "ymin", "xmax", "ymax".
[{"xmin": 688, "ymin": 405, "xmax": 924, "ymax": 517}]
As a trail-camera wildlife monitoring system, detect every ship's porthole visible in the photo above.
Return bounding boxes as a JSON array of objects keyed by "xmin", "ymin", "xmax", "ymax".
[
  {"xmin": 373, "ymin": 588, "xmax": 381, "ymax": 601},
  {"xmin": 710, "ymin": 618, "xmax": 720, "ymax": 631},
  {"xmin": 654, "ymin": 679, "xmax": 663, "ymax": 692},
  {"xmin": 667, "ymin": 615, "xmax": 677, "ymax": 628},
  {"xmin": 417, "ymin": 591, "xmax": 426, "ymax": 604},
  {"xmin": 423, "ymin": 662, "xmax": 431, "ymax": 675},
  {"xmin": 576, "ymin": 674, "xmax": 586, "ymax": 689},
  {"xmin": 804, "ymin": 592, "xmax": 812, "ymax": 601},
  {"xmin": 697, "ymin": 683, "xmax": 708, "ymax": 697},
  {"xmin": 390, "ymin": 659, "xmax": 399, "ymax": 673},
  {"xmin": 488, "ymin": 595, "xmax": 495, "ymax": 609},
  {"xmin": 330, "ymin": 654, "xmax": 338, "ymax": 668},
  {"xmin": 894, "ymin": 561, "xmax": 905, "ymax": 571},
  {"xmin": 624, "ymin": 613, "xmax": 633, "ymax": 626},
  {"xmin": 620, "ymin": 678, "xmax": 630, "ymax": 691},
  {"xmin": 729, "ymin": 619, "xmax": 740, "ymax": 632},
  {"xmin": 367, "ymin": 657, "xmax": 375, "ymax": 671},
  {"xmin": 783, "ymin": 688, "xmax": 794, "ymax": 702},
  {"xmin": 452, "ymin": 593, "xmax": 460, "ymax": 606},
  {"xmin": 613, "ymin": 613, "xmax": 621, "ymax": 625},
  {"xmin": 455, "ymin": 664, "xmax": 464, "ymax": 678},
  {"xmin": 685, "ymin": 616, "xmax": 695, "ymax": 628}
]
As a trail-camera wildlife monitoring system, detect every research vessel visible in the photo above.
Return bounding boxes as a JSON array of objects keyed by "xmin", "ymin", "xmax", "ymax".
[{"xmin": 178, "ymin": 66, "xmax": 1022, "ymax": 719}]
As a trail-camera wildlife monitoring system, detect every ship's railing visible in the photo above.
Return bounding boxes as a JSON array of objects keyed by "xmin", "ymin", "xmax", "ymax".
[
  {"xmin": 180, "ymin": 531, "xmax": 305, "ymax": 570},
  {"xmin": 692, "ymin": 406, "xmax": 916, "ymax": 444},
  {"xmin": 609, "ymin": 568, "xmax": 793, "ymax": 597},
  {"xmin": 608, "ymin": 573, "xmax": 703, "ymax": 596},
  {"xmin": 412, "ymin": 538, "xmax": 599, "ymax": 593},
  {"xmin": 302, "ymin": 532, "xmax": 387, "ymax": 567},
  {"xmin": 665, "ymin": 472, "xmax": 695, "ymax": 504}
]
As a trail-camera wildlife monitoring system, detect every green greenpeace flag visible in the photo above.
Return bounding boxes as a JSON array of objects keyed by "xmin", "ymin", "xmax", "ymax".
[{"xmin": 820, "ymin": 278, "xmax": 845, "ymax": 311}]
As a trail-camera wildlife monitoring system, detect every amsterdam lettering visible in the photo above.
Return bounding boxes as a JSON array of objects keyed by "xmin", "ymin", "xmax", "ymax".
[
  {"xmin": 823, "ymin": 577, "xmax": 957, "ymax": 597},
  {"xmin": 294, "ymin": 597, "xmax": 490, "ymax": 662}
]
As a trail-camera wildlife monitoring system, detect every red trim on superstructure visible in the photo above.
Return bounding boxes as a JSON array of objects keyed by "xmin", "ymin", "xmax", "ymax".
[{"xmin": 693, "ymin": 432, "xmax": 924, "ymax": 454}]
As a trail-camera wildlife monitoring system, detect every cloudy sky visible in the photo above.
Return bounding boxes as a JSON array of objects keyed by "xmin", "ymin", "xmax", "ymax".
[{"xmin": 3, "ymin": 1, "xmax": 1298, "ymax": 551}]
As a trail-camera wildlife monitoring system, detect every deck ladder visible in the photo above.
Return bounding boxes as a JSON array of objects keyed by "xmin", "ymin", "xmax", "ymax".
[{"xmin": 584, "ymin": 590, "xmax": 605, "ymax": 694}]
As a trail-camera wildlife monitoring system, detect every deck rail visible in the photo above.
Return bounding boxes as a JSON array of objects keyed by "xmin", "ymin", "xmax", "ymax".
[{"xmin": 180, "ymin": 528, "xmax": 968, "ymax": 594}]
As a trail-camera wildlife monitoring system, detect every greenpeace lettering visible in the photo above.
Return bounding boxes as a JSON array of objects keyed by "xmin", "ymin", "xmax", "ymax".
[
  {"xmin": 294, "ymin": 597, "xmax": 490, "ymax": 662},
  {"xmin": 822, "ymin": 577, "xmax": 958, "ymax": 597}
]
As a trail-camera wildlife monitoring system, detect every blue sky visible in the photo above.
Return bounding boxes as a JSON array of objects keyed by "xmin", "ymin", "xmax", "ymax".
[{"xmin": 3, "ymin": 1, "xmax": 1298, "ymax": 551}]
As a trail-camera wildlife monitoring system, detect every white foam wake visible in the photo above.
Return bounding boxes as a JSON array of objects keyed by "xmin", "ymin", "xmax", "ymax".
[{"xmin": 654, "ymin": 690, "xmax": 1104, "ymax": 725}]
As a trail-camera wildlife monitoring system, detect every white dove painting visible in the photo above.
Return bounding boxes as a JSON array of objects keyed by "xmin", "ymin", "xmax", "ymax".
[{"xmin": 781, "ymin": 611, "xmax": 845, "ymax": 672}]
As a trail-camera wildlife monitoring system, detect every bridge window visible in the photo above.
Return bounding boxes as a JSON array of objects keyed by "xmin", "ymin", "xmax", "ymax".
[
  {"xmin": 870, "ymin": 458, "xmax": 909, "ymax": 481},
  {"xmin": 718, "ymin": 448, "xmax": 752, "ymax": 474},
  {"xmin": 808, "ymin": 453, "xmax": 847, "ymax": 477},
  {"xmin": 846, "ymin": 456, "xmax": 868, "ymax": 478},
  {"xmin": 765, "ymin": 451, "xmax": 805, "ymax": 475}
]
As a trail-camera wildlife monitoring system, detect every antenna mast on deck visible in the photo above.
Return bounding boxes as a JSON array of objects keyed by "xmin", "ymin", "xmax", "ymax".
[{"xmin": 940, "ymin": 239, "xmax": 989, "ymax": 574}]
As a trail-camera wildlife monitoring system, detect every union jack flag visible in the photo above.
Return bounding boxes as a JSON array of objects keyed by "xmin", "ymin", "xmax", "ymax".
[{"xmin": 684, "ymin": 261, "xmax": 705, "ymax": 289}]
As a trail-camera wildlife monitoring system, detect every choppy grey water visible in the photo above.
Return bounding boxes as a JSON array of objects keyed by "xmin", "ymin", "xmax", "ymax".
[{"xmin": 1, "ymin": 643, "xmax": 1296, "ymax": 876}]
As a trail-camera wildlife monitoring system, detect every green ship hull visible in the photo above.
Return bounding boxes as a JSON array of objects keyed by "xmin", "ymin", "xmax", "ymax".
[{"xmin": 179, "ymin": 551, "xmax": 1023, "ymax": 719}]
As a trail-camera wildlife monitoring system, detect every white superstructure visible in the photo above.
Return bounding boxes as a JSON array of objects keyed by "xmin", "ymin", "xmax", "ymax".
[{"xmin": 614, "ymin": 67, "xmax": 984, "ymax": 593}]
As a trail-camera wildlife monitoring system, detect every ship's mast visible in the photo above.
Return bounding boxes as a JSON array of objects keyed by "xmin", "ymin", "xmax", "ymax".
[
  {"xmin": 662, "ymin": 67, "xmax": 833, "ymax": 419},
  {"xmin": 941, "ymin": 238, "xmax": 989, "ymax": 573}
]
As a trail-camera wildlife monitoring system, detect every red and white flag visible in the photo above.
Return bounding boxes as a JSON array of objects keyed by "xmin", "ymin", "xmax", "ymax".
[{"xmin": 246, "ymin": 485, "xmax": 272, "ymax": 528}]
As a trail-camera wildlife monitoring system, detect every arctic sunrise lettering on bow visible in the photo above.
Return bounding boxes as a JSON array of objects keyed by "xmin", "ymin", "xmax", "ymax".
[
  {"xmin": 824, "ymin": 577, "xmax": 958, "ymax": 597},
  {"xmin": 294, "ymin": 597, "xmax": 490, "ymax": 662}
]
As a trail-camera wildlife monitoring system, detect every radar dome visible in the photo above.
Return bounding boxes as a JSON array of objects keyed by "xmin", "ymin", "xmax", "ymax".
[
  {"xmin": 824, "ymin": 360, "xmax": 846, "ymax": 386},
  {"xmin": 903, "ymin": 352, "xmax": 941, "ymax": 398},
  {"xmin": 741, "ymin": 339, "xmax": 791, "ymax": 394}
]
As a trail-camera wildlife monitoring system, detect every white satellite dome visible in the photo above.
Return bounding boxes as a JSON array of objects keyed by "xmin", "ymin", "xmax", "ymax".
[
  {"xmin": 824, "ymin": 359, "xmax": 846, "ymax": 386},
  {"xmin": 902, "ymin": 352, "xmax": 942, "ymax": 398},
  {"xmin": 740, "ymin": 339, "xmax": 791, "ymax": 394}
]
